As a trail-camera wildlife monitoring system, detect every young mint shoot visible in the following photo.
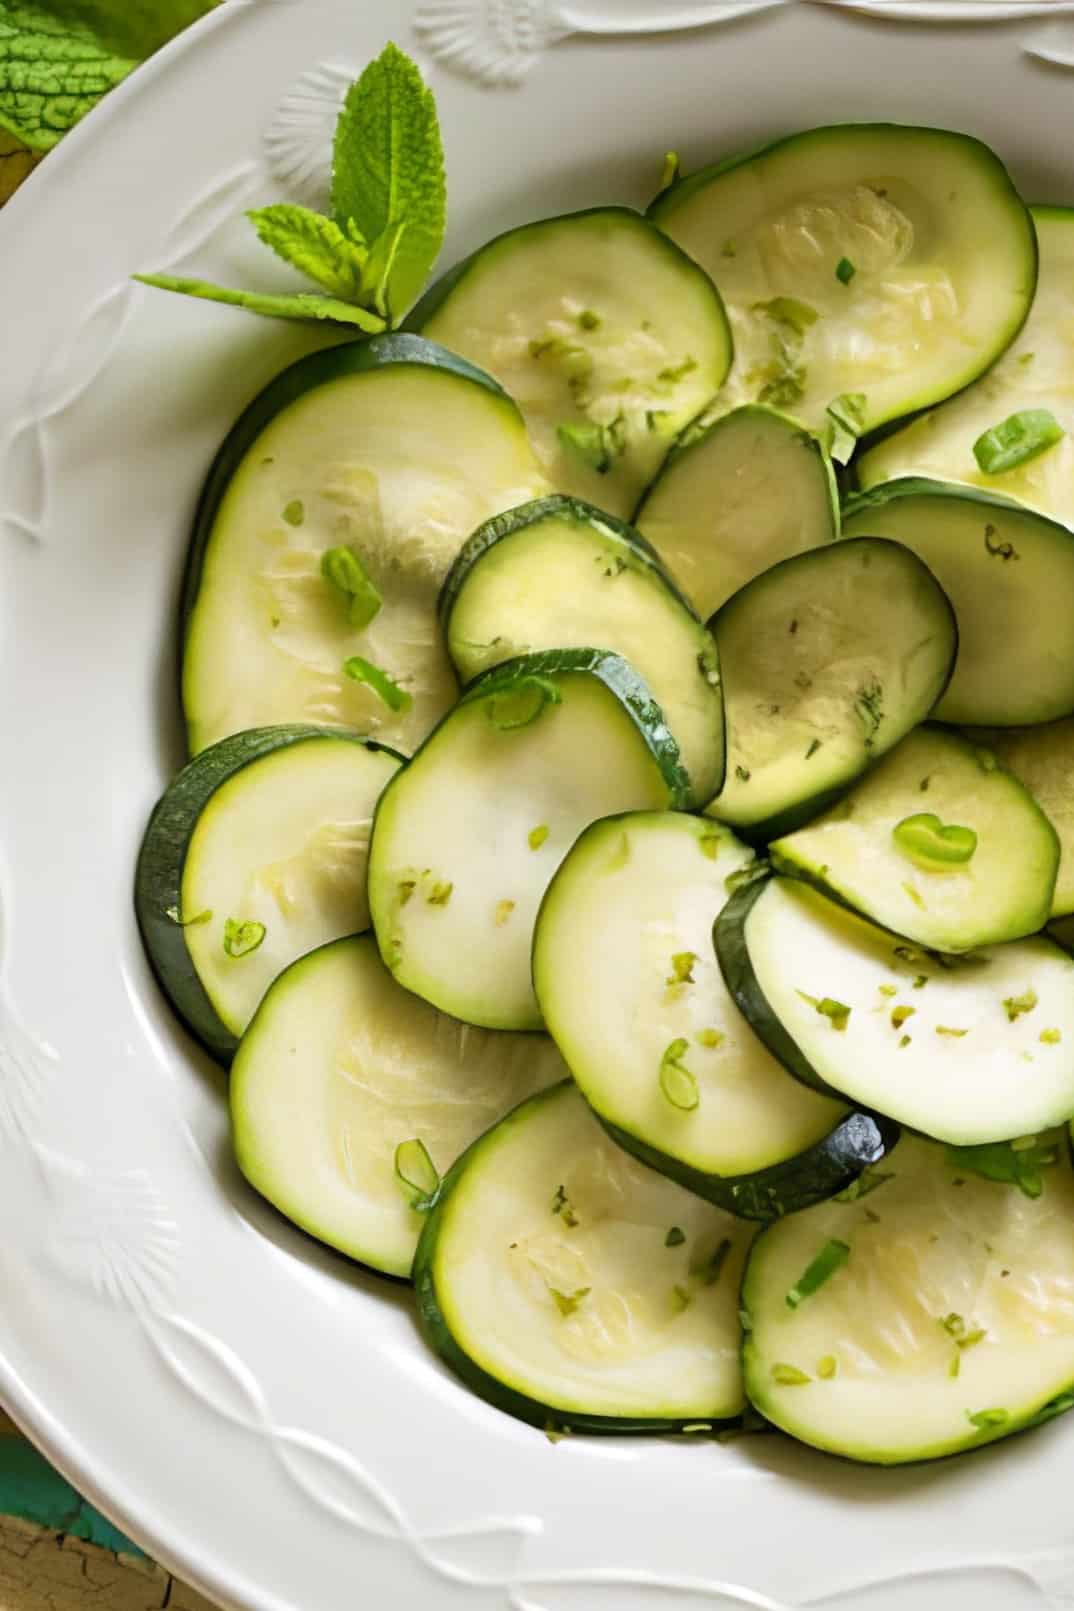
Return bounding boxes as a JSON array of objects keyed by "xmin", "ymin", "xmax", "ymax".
[{"xmin": 135, "ymin": 43, "xmax": 446, "ymax": 329}]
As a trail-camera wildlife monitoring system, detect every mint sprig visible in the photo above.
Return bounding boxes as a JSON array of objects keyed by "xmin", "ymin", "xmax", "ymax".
[{"xmin": 136, "ymin": 42, "xmax": 446, "ymax": 331}]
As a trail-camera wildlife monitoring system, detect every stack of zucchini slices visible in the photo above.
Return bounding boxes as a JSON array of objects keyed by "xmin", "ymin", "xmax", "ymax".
[{"xmin": 137, "ymin": 122, "xmax": 1074, "ymax": 1466}]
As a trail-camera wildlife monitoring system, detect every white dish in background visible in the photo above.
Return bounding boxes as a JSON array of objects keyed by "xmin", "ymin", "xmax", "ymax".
[{"xmin": 4, "ymin": 2, "xmax": 1074, "ymax": 1607}]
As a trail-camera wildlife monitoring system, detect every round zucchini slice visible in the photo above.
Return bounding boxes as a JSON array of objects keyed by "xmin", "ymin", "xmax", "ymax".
[
  {"xmin": 408, "ymin": 208, "xmax": 731, "ymax": 519},
  {"xmin": 742, "ymin": 1130, "xmax": 1074, "ymax": 1465},
  {"xmin": 231, "ymin": 935, "xmax": 564, "ymax": 1279},
  {"xmin": 706, "ymin": 537, "xmax": 957, "ymax": 841},
  {"xmin": 717, "ymin": 874, "xmax": 1074, "ymax": 1147},
  {"xmin": 650, "ymin": 124, "xmax": 1036, "ymax": 436},
  {"xmin": 440, "ymin": 495, "xmax": 724, "ymax": 805},
  {"xmin": 770, "ymin": 726, "xmax": 1059, "ymax": 952},
  {"xmin": 964, "ymin": 718, "xmax": 1074, "ymax": 919},
  {"xmin": 414, "ymin": 1081, "xmax": 754, "ymax": 1432},
  {"xmin": 367, "ymin": 650, "xmax": 689, "ymax": 1032},
  {"xmin": 182, "ymin": 333, "xmax": 548, "ymax": 757},
  {"xmin": 533, "ymin": 812, "xmax": 894, "ymax": 1219},
  {"xmin": 842, "ymin": 479, "xmax": 1074, "ymax": 725},
  {"xmin": 633, "ymin": 405, "xmax": 839, "ymax": 620},
  {"xmin": 136, "ymin": 725, "xmax": 402, "ymax": 1063},
  {"xmin": 859, "ymin": 208, "xmax": 1074, "ymax": 525}
]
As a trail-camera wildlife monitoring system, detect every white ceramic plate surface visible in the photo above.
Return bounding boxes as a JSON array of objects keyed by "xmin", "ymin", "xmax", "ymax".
[{"xmin": 5, "ymin": 2, "xmax": 1074, "ymax": 1608}]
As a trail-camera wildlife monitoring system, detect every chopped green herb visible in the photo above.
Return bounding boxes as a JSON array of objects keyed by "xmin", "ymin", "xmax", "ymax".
[
  {"xmin": 818, "ymin": 1355, "xmax": 838, "ymax": 1379},
  {"xmin": 494, "ymin": 899, "xmax": 515, "ymax": 926},
  {"xmin": 835, "ymin": 256, "xmax": 856, "ymax": 284},
  {"xmin": 835, "ymin": 1166, "xmax": 895, "ymax": 1204},
  {"xmin": 753, "ymin": 298, "xmax": 818, "ymax": 336},
  {"xmin": 983, "ymin": 522, "xmax": 1019, "ymax": 562},
  {"xmin": 936, "ymin": 1025, "xmax": 968, "ymax": 1038},
  {"xmin": 320, "ymin": 545, "xmax": 382, "ymax": 629},
  {"xmin": 485, "ymin": 673, "xmax": 561, "ymax": 731},
  {"xmin": 913, "ymin": 974, "xmax": 929, "ymax": 990},
  {"xmin": 1003, "ymin": 988, "xmax": 1038, "ymax": 1022},
  {"xmin": 946, "ymin": 1138, "xmax": 1057, "ymax": 1199},
  {"xmin": 724, "ymin": 862, "xmax": 763, "ymax": 896},
  {"xmin": 786, "ymin": 1239, "xmax": 850, "ymax": 1309},
  {"xmin": 556, "ymin": 416, "xmax": 626, "ymax": 474},
  {"xmin": 657, "ymin": 356, "xmax": 698, "ymax": 384},
  {"xmin": 665, "ymin": 1226, "xmax": 686, "ymax": 1248},
  {"xmin": 577, "ymin": 308, "xmax": 601, "ymax": 330},
  {"xmin": 223, "ymin": 918, "xmax": 266, "ymax": 959},
  {"xmin": 959, "ymin": 1329, "xmax": 986, "ymax": 1350},
  {"xmin": 771, "ymin": 1363, "xmax": 812, "ymax": 1386},
  {"xmin": 973, "ymin": 408, "xmax": 1064, "ymax": 475},
  {"xmin": 735, "ymin": 765, "xmax": 752, "ymax": 783},
  {"xmin": 796, "ymin": 991, "xmax": 851, "ymax": 1032},
  {"xmin": 826, "ymin": 392, "xmax": 868, "ymax": 465},
  {"xmin": 552, "ymin": 1184, "xmax": 579, "ymax": 1228},
  {"xmin": 899, "ymin": 1033, "xmax": 911, "ymax": 1048},
  {"xmin": 166, "ymin": 905, "xmax": 212, "ymax": 928},
  {"xmin": 805, "ymin": 738, "xmax": 822, "ymax": 759},
  {"xmin": 948, "ymin": 1352, "xmax": 961, "ymax": 1378},
  {"xmin": 920, "ymin": 775, "xmax": 931, "ymax": 792},
  {"xmin": 941, "ymin": 1312, "xmax": 966, "ymax": 1338},
  {"xmin": 646, "ymin": 409, "xmax": 672, "ymax": 432},
  {"xmin": 282, "ymin": 499, "xmax": 305, "ymax": 526},
  {"xmin": 902, "ymin": 882, "xmax": 926, "ymax": 911},
  {"xmin": 855, "ymin": 678, "xmax": 884, "ymax": 748},
  {"xmin": 703, "ymin": 1238, "xmax": 732, "ymax": 1286},
  {"xmin": 394, "ymin": 1138, "xmax": 440, "ymax": 1211},
  {"xmin": 671, "ymin": 1283, "xmax": 692, "ymax": 1313},
  {"xmin": 528, "ymin": 824, "xmax": 550, "ymax": 851},
  {"xmin": 660, "ymin": 150, "xmax": 681, "ymax": 192},
  {"xmin": 967, "ymin": 1408, "xmax": 1008, "ymax": 1431},
  {"xmin": 549, "ymin": 1286, "xmax": 590, "ymax": 1318},
  {"xmin": 891, "ymin": 1005, "xmax": 915, "ymax": 1030},
  {"xmin": 343, "ymin": 655, "xmax": 412, "ymax": 712},
  {"xmin": 659, "ymin": 1039, "xmax": 700, "ymax": 1111},
  {"xmin": 878, "ymin": 983, "xmax": 898, "ymax": 998},
  {"xmin": 1041, "ymin": 1028, "xmax": 1062, "ymax": 1045},
  {"xmin": 426, "ymin": 881, "xmax": 453, "ymax": 907},
  {"xmin": 696, "ymin": 1028, "xmax": 724, "ymax": 1049},
  {"xmin": 698, "ymin": 829, "xmax": 722, "ymax": 861},
  {"xmin": 398, "ymin": 879, "xmax": 416, "ymax": 906},
  {"xmin": 667, "ymin": 951, "xmax": 697, "ymax": 986},
  {"xmin": 893, "ymin": 812, "xmax": 977, "ymax": 869}
]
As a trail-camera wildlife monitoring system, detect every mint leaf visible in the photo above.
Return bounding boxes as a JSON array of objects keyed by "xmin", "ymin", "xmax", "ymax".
[
  {"xmin": 247, "ymin": 205, "xmax": 368, "ymax": 301},
  {"xmin": 0, "ymin": 1, "xmax": 218, "ymax": 151},
  {"xmin": 0, "ymin": 126, "xmax": 38, "ymax": 202},
  {"xmin": 332, "ymin": 41, "xmax": 446, "ymax": 320},
  {"xmin": 133, "ymin": 274, "xmax": 387, "ymax": 331}
]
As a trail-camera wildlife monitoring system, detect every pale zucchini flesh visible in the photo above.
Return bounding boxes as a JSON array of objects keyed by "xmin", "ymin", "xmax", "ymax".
[
  {"xmin": 231, "ymin": 936, "xmax": 564, "ymax": 1278},
  {"xmin": 743, "ymin": 1132, "xmax": 1074, "ymax": 1464},
  {"xmin": 411, "ymin": 209, "xmax": 731, "ymax": 519},
  {"xmin": 842, "ymin": 480, "xmax": 1074, "ymax": 726},
  {"xmin": 725, "ymin": 876, "xmax": 1074, "ymax": 1146},
  {"xmin": 533, "ymin": 812, "xmax": 877, "ymax": 1216},
  {"xmin": 859, "ymin": 208, "xmax": 1074, "ymax": 525},
  {"xmin": 367, "ymin": 652, "xmax": 687, "ymax": 1031},
  {"xmin": 441, "ymin": 496, "xmax": 724, "ymax": 804},
  {"xmin": 707, "ymin": 537, "xmax": 957, "ymax": 837},
  {"xmin": 650, "ymin": 124, "xmax": 1036, "ymax": 436},
  {"xmin": 633, "ymin": 405, "xmax": 839, "ymax": 620},
  {"xmin": 964, "ymin": 719, "xmax": 1074, "ymax": 919},
  {"xmin": 414, "ymin": 1082, "xmax": 753, "ymax": 1428},
  {"xmin": 183, "ymin": 336, "xmax": 548, "ymax": 757},
  {"xmin": 770, "ymin": 726, "xmax": 1059, "ymax": 952}
]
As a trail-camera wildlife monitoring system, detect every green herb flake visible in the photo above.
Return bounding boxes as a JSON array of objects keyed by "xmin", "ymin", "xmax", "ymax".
[
  {"xmin": 394, "ymin": 1137, "xmax": 440, "ymax": 1211},
  {"xmin": 667, "ymin": 951, "xmax": 697, "ymax": 986},
  {"xmin": 771, "ymin": 1363, "xmax": 812, "ymax": 1386},
  {"xmin": 913, "ymin": 974, "xmax": 929, "ymax": 990},
  {"xmin": 282, "ymin": 499, "xmax": 305, "ymax": 527},
  {"xmin": 485, "ymin": 673, "xmax": 562, "ymax": 731},
  {"xmin": 835, "ymin": 1168, "xmax": 895, "ymax": 1204},
  {"xmin": 753, "ymin": 298, "xmax": 818, "ymax": 336},
  {"xmin": 549, "ymin": 1285, "xmax": 591, "ymax": 1318},
  {"xmin": 166, "ymin": 905, "xmax": 212, "ymax": 928},
  {"xmin": 398, "ymin": 879, "xmax": 417, "ymax": 906},
  {"xmin": 577, "ymin": 309, "xmax": 601, "ymax": 331},
  {"xmin": 426, "ymin": 882, "xmax": 453, "ymax": 907},
  {"xmin": 659, "ymin": 1039, "xmax": 700, "ymax": 1111},
  {"xmin": 983, "ymin": 522, "xmax": 1019, "ymax": 562},
  {"xmin": 818, "ymin": 1355, "xmax": 838, "ymax": 1379},
  {"xmin": 891, "ymin": 1005, "xmax": 916, "ymax": 1030},
  {"xmin": 786, "ymin": 1239, "xmax": 850, "ymax": 1309},
  {"xmin": 552, "ymin": 1184, "xmax": 579, "ymax": 1228},
  {"xmin": 805, "ymin": 738, "xmax": 822, "ymax": 759},
  {"xmin": 223, "ymin": 918, "xmax": 266, "ymax": 959},
  {"xmin": 973, "ymin": 408, "xmax": 1064, "ymax": 476},
  {"xmin": 899, "ymin": 1033, "xmax": 912, "ymax": 1048},
  {"xmin": 835, "ymin": 257, "xmax": 856, "ymax": 284},
  {"xmin": 936, "ymin": 1024, "xmax": 969, "ymax": 1038},
  {"xmin": 698, "ymin": 830, "xmax": 722, "ymax": 861},
  {"xmin": 1041, "ymin": 1028, "xmax": 1062, "ymax": 1045},
  {"xmin": 1003, "ymin": 988, "xmax": 1038, "ymax": 1022},
  {"xmin": 735, "ymin": 765, "xmax": 752, "ymax": 783},
  {"xmin": 556, "ymin": 418, "xmax": 625, "ymax": 475},
  {"xmin": 725, "ymin": 862, "xmax": 763, "ymax": 896},
  {"xmin": 946, "ymin": 1138, "xmax": 1057, "ymax": 1199},
  {"xmin": 696, "ymin": 1028, "xmax": 725, "ymax": 1049},
  {"xmin": 320, "ymin": 545, "xmax": 383, "ymax": 629},
  {"xmin": 665, "ymin": 1226, "xmax": 686, "ymax": 1248},
  {"xmin": 703, "ymin": 1238, "xmax": 733, "ymax": 1286},
  {"xmin": 855, "ymin": 678, "xmax": 884, "ymax": 749},
  {"xmin": 948, "ymin": 1352, "xmax": 961, "ymax": 1378},
  {"xmin": 343, "ymin": 655, "xmax": 412, "ymax": 712},
  {"xmin": 796, "ymin": 991, "xmax": 851, "ymax": 1032},
  {"xmin": 941, "ymin": 1312, "xmax": 966, "ymax": 1338},
  {"xmin": 878, "ymin": 984, "xmax": 898, "ymax": 998},
  {"xmin": 967, "ymin": 1408, "xmax": 1008, "ymax": 1431},
  {"xmin": 494, "ymin": 899, "xmax": 515, "ymax": 926},
  {"xmin": 893, "ymin": 812, "xmax": 977, "ymax": 869},
  {"xmin": 528, "ymin": 824, "xmax": 550, "ymax": 851},
  {"xmin": 671, "ymin": 1283, "xmax": 692, "ymax": 1313},
  {"xmin": 657, "ymin": 356, "xmax": 698, "ymax": 385}
]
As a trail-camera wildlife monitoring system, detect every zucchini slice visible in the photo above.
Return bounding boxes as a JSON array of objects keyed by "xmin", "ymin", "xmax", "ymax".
[
  {"xmin": 633, "ymin": 404, "xmax": 839, "ymax": 620},
  {"xmin": 742, "ymin": 1130, "xmax": 1074, "ymax": 1465},
  {"xmin": 408, "ymin": 208, "xmax": 731, "ymax": 519},
  {"xmin": 842, "ymin": 480, "xmax": 1074, "ymax": 726},
  {"xmin": 367, "ymin": 651, "xmax": 689, "ymax": 1031},
  {"xmin": 717, "ymin": 874, "xmax": 1074, "ymax": 1146},
  {"xmin": 414, "ymin": 1081, "xmax": 753, "ymax": 1431},
  {"xmin": 965, "ymin": 719, "xmax": 1074, "ymax": 918},
  {"xmin": 135, "ymin": 726, "xmax": 402, "ymax": 1063},
  {"xmin": 650, "ymin": 124, "xmax": 1035, "ymax": 436},
  {"xmin": 770, "ymin": 726, "xmax": 1059, "ymax": 952},
  {"xmin": 231, "ymin": 935, "xmax": 564, "ymax": 1278},
  {"xmin": 533, "ymin": 813, "xmax": 895, "ymax": 1219},
  {"xmin": 706, "ymin": 537, "xmax": 957, "ymax": 840},
  {"xmin": 182, "ymin": 333, "xmax": 548, "ymax": 757},
  {"xmin": 859, "ymin": 208, "xmax": 1074, "ymax": 525},
  {"xmin": 440, "ymin": 495, "xmax": 724, "ymax": 805}
]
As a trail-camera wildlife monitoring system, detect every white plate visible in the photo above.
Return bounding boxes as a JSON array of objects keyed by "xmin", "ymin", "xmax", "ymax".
[{"xmin": 4, "ymin": 2, "xmax": 1074, "ymax": 1608}]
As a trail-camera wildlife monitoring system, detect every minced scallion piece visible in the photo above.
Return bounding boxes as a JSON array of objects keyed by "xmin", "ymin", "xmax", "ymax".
[
  {"xmin": 948, "ymin": 1352, "xmax": 961, "ymax": 1378},
  {"xmin": 557, "ymin": 416, "xmax": 626, "ymax": 473},
  {"xmin": 1003, "ymin": 988, "xmax": 1038, "ymax": 1022},
  {"xmin": 878, "ymin": 984, "xmax": 898, "ymax": 998},
  {"xmin": 320, "ymin": 545, "xmax": 383, "ymax": 630},
  {"xmin": 796, "ymin": 991, "xmax": 851, "ymax": 1032},
  {"xmin": 1041, "ymin": 1028, "xmax": 1062, "ymax": 1045},
  {"xmin": 967, "ymin": 1408, "xmax": 1008, "ymax": 1430},
  {"xmin": 899, "ymin": 1034, "xmax": 911, "ymax": 1048},
  {"xmin": 659, "ymin": 1039, "xmax": 699, "ymax": 1111},
  {"xmin": 398, "ymin": 879, "xmax": 416, "ymax": 906},
  {"xmin": 913, "ymin": 975, "xmax": 929, "ymax": 990},
  {"xmin": 343, "ymin": 655, "xmax": 412, "ymax": 713},
  {"xmin": 696, "ymin": 1028, "xmax": 724, "ymax": 1049},
  {"xmin": 785, "ymin": 1239, "xmax": 850, "ymax": 1308},
  {"xmin": 166, "ymin": 905, "xmax": 212, "ymax": 927},
  {"xmin": 549, "ymin": 1286, "xmax": 590, "ymax": 1318},
  {"xmin": 494, "ymin": 899, "xmax": 515, "ymax": 926},
  {"xmin": 665, "ymin": 1226, "xmax": 686, "ymax": 1248},
  {"xmin": 426, "ymin": 882, "xmax": 453, "ymax": 906},
  {"xmin": 552, "ymin": 1184, "xmax": 579, "ymax": 1228},
  {"xmin": 394, "ymin": 1138, "xmax": 440, "ymax": 1211},
  {"xmin": 891, "ymin": 1005, "xmax": 915, "ymax": 1030},
  {"xmin": 667, "ymin": 951, "xmax": 697, "ymax": 985},
  {"xmin": 936, "ymin": 1026, "xmax": 969, "ymax": 1037},
  {"xmin": 485, "ymin": 673, "xmax": 561, "ymax": 731},
  {"xmin": 835, "ymin": 256, "xmax": 856, "ymax": 284},
  {"xmin": 282, "ymin": 499, "xmax": 305, "ymax": 527},
  {"xmin": 893, "ymin": 812, "xmax": 977, "ymax": 869},
  {"xmin": 771, "ymin": 1363, "xmax": 811, "ymax": 1386},
  {"xmin": 973, "ymin": 408, "xmax": 1064, "ymax": 475},
  {"xmin": 940, "ymin": 1312, "xmax": 965, "ymax": 1338},
  {"xmin": 528, "ymin": 824, "xmax": 550, "ymax": 851},
  {"xmin": 818, "ymin": 1355, "xmax": 837, "ymax": 1379},
  {"xmin": 753, "ymin": 297, "xmax": 818, "ymax": 336},
  {"xmin": 223, "ymin": 918, "xmax": 266, "ymax": 958}
]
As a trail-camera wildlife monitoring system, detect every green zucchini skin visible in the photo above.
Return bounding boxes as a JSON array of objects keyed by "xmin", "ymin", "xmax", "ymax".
[
  {"xmin": 135, "ymin": 725, "xmax": 403, "ymax": 1065},
  {"xmin": 181, "ymin": 332, "xmax": 513, "ymax": 641},
  {"xmin": 413, "ymin": 1082, "xmax": 741, "ymax": 1437}
]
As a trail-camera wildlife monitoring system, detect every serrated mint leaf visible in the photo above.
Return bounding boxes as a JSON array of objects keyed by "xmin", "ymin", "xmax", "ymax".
[
  {"xmin": 247, "ymin": 204, "xmax": 368, "ymax": 300},
  {"xmin": 133, "ymin": 273, "xmax": 387, "ymax": 331},
  {"xmin": 332, "ymin": 41, "xmax": 445, "ymax": 321},
  {"xmin": 363, "ymin": 218, "xmax": 407, "ymax": 320}
]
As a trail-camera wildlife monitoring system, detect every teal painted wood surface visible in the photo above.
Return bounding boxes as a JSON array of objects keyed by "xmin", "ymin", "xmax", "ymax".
[{"xmin": 0, "ymin": 1416, "xmax": 142, "ymax": 1557}]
